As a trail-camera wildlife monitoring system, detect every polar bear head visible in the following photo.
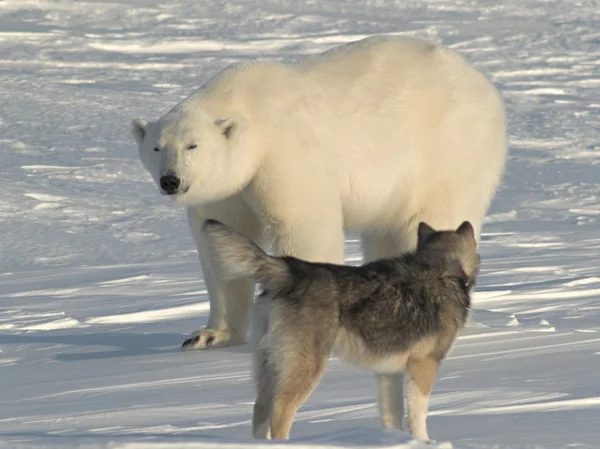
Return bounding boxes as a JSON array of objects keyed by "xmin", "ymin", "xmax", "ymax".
[{"xmin": 131, "ymin": 108, "xmax": 259, "ymax": 206}]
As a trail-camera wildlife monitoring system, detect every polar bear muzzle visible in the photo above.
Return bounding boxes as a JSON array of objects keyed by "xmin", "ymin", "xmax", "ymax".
[{"xmin": 160, "ymin": 173, "xmax": 183, "ymax": 195}]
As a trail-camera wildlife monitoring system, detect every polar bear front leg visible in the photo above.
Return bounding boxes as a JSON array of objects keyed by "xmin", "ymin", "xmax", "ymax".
[
  {"xmin": 182, "ymin": 198, "xmax": 262, "ymax": 350},
  {"xmin": 271, "ymin": 214, "xmax": 346, "ymax": 268}
]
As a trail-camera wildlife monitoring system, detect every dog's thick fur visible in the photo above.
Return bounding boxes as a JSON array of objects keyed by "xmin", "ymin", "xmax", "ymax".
[{"xmin": 202, "ymin": 219, "xmax": 480, "ymax": 442}]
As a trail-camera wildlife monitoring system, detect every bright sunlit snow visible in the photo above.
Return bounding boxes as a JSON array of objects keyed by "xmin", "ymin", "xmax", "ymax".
[{"xmin": 1, "ymin": 1, "xmax": 599, "ymax": 448}]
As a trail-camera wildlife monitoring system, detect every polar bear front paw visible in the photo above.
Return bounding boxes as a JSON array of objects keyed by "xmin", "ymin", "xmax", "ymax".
[{"xmin": 181, "ymin": 328, "xmax": 240, "ymax": 350}]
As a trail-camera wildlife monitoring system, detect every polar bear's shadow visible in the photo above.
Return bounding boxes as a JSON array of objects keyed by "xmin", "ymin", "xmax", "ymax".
[
  {"xmin": 1, "ymin": 329, "xmax": 256, "ymax": 362},
  {"xmin": 0, "ymin": 332, "xmax": 186, "ymax": 362}
]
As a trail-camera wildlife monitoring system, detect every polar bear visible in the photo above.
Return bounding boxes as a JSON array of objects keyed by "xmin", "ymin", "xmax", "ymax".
[{"xmin": 131, "ymin": 35, "xmax": 506, "ymax": 352}]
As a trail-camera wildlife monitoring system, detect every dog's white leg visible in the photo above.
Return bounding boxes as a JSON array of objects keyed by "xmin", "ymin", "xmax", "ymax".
[
  {"xmin": 182, "ymin": 199, "xmax": 262, "ymax": 350},
  {"xmin": 406, "ymin": 357, "xmax": 439, "ymax": 442},
  {"xmin": 406, "ymin": 380, "xmax": 430, "ymax": 441},
  {"xmin": 376, "ymin": 373, "xmax": 406, "ymax": 431}
]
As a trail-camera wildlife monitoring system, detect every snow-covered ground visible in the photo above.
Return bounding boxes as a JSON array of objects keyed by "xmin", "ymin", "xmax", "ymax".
[{"xmin": 1, "ymin": 0, "xmax": 599, "ymax": 448}]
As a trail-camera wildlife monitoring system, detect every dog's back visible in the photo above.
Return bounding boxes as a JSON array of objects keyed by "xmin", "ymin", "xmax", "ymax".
[
  {"xmin": 295, "ymin": 223, "xmax": 475, "ymax": 373},
  {"xmin": 333, "ymin": 257, "xmax": 471, "ymax": 366}
]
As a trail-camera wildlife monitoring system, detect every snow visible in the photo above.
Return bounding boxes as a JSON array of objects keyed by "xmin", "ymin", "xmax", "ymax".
[{"xmin": 1, "ymin": 0, "xmax": 599, "ymax": 448}]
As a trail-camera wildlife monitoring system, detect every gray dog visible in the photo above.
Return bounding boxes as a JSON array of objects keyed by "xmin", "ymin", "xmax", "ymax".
[{"xmin": 202, "ymin": 219, "xmax": 480, "ymax": 442}]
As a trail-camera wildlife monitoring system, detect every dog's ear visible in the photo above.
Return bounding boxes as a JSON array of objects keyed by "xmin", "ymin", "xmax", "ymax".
[
  {"xmin": 456, "ymin": 221, "xmax": 475, "ymax": 239},
  {"xmin": 131, "ymin": 118, "xmax": 148, "ymax": 146},
  {"xmin": 417, "ymin": 222, "xmax": 436, "ymax": 250}
]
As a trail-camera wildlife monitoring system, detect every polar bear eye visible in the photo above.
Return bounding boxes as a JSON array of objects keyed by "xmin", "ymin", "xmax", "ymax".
[
  {"xmin": 187, "ymin": 144, "xmax": 197, "ymax": 150},
  {"xmin": 153, "ymin": 147, "xmax": 160, "ymax": 152}
]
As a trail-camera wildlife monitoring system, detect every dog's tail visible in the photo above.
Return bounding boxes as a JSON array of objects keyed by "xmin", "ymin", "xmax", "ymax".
[{"xmin": 202, "ymin": 219, "xmax": 291, "ymax": 293}]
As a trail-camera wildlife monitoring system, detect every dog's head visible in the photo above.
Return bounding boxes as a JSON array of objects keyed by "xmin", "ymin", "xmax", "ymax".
[{"xmin": 416, "ymin": 221, "xmax": 480, "ymax": 288}]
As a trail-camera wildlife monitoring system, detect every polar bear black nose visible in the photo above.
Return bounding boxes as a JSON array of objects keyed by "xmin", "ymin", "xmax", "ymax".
[{"xmin": 160, "ymin": 174, "xmax": 181, "ymax": 194}]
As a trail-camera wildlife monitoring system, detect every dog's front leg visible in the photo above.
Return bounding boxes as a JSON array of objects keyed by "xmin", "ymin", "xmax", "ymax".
[
  {"xmin": 406, "ymin": 356, "xmax": 440, "ymax": 441},
  {"xmin": 376, "ymin": 373, "xmax": 406, "ymax": 431}
]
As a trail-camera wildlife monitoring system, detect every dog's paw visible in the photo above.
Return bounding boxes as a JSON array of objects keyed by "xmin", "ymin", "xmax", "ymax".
[
  {"xmin": 181, "ymin": 328, "xmax": 240, "ymax": 350},
  {"xmin": 253, "ymin": 421, "xmax": 271, "ymax": 440}
]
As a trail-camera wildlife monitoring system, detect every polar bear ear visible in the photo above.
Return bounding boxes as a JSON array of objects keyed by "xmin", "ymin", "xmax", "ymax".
[
  {"xmin": 131, "ymin": 118, "xmax": 149, "ymax": 146},
  {"xmin": 215, "ymin": 118, "xmax": 239, "ymax": 141}
]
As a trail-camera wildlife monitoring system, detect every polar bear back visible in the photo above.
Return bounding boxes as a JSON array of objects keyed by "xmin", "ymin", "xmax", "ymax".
[{"xmin": 173, "ymin": 36, "xmax": 506, "ymax": 232}]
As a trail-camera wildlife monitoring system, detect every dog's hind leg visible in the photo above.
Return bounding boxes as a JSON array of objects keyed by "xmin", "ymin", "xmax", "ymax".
[
  {"xmin": 406, "ymin": 356, "xmax": 440, "ymax": 441},
  {"xmin": 252, "ymin": 346, "xmax": 274, "ymax": 439},
  {"xmin": 269, "ymin": 352, "xmax": 329, "ymax": 439},
  {"xmin": 251, "ymin": 296, "xmax": 274, "ymax": 439},
  {"xmin": 376, "ymin": 373, "xmax": 406, "ymax": 431}
]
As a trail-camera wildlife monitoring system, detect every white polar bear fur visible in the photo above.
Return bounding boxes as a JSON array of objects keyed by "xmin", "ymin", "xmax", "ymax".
[{"xmin": 132, "ymin": 35, "xmax": 506, "ymax": 352}]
